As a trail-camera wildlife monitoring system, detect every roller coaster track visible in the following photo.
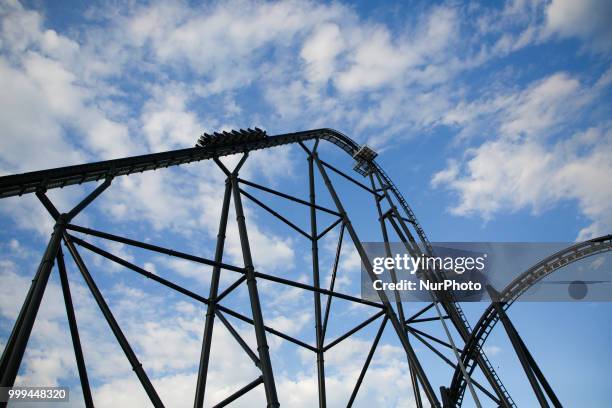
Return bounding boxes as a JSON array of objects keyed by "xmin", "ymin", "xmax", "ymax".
[
  {"xmin": 0, "ymin": 128, "xmax": 513, "ymax": 406},
  {"xmin": 449, "ymin": 234, "xmax": 612, "ymax": 406}
]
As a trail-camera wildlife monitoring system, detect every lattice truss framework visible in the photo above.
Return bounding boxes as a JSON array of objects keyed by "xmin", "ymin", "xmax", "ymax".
[{"xmin": 1, "ymin": 128, "xmax": 609, "ymax": 408}]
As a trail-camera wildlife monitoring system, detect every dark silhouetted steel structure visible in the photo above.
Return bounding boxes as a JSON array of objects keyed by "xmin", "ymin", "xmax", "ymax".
[{"xmin": 0, "ymin": 128, "xmax": 609, "ymax": 407}]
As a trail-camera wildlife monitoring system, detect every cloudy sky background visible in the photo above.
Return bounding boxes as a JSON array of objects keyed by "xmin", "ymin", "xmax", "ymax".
[{"xmin": 0, "ymin": 0, "xmax": 611, "ymax": 406}]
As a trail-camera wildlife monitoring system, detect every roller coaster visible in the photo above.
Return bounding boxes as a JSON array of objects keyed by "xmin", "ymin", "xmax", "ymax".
[{"xmin": 0, "ymin": 128, "xmax": 609, "ymax": 407}]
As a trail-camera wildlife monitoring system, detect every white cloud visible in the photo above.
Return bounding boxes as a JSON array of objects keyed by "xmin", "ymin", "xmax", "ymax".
[
  {"xmin": 433, "ymin": 126, "xmax": 612, "ymax": 239},
  {"xmin": 141, "ymin": 84, "xmax": 204, "ymax": 152},
  {"xmin": 498, "ymin": 73, "xmax": 583, "ymax": 138},
  {"xmin": 98, "ymin": 241, "xmax": 135, "ymax": 272},
  {"xmin": 122, "ymin": 0, "xmax": 346, "ymax": 95},
  {"xmin": 335, "ymin": 6, "xmax": 459, "ymax": 93},
  {"xmin": 152, "ymin": 256, "xmax": 234, "ymax": 291},
  {"xmin": 301, "ymin": 23, "xmax": 345, "ymax": 84},
  {"xmin": 335, "ymin": 28, "xmax": 411, "ymax": 92},
  {"xmin": 0, "ymin": 1, "xmax": 137, "ymax": 175},
  {"xmin": 0, "ymin": 58, "xmax": 84, "ymax": 173},
  {"xmin": 434, "ymin": 70, "xmax": 612, "ymax": 239},
  {"xmin": 544, "ymin": 0, "xmax": 612, "ymax": 53},
  {"xmin": 441, "ymin": 72, "xmax": 590, "ymax": 140}
]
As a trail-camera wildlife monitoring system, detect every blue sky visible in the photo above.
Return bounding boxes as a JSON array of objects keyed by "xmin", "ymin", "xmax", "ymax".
[{"xmin": 0, "ymin": 0, "xmax": 611, "ymax": 406}]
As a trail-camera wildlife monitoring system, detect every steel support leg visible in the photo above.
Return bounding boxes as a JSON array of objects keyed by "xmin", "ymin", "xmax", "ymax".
[
  {"xmin": 230, "ymin": 168, "xmax": 280, "ymax": 408},
  {"xmin": 57, "ymin": 248, "xmax": 94, "ymax": 408},
  {"xmin": 440, "ymin": 386, "xmax": 452, "ymax": 408},
  {"xmin": 488, "ymin": 286, "xmax": 550, "ymax": 407},
  {"xmin": 0, "ymin": 181, "xmax": 111, "ymax": 395},
  {"xmin": 0, "ymin": 216, "xmax": 65, "ymax": 389},
  {"xmin": 518, "ymin": 335, "xmax": 563, "ymax": 408},
  {"xmin": 369, "ymin": 172, "xmax": 423, "ymax": 408},
  {"xmin": 311, "ymin": 152, "xmax": 441, "ymax": 407},
  {"xmin": 308, "ymin": 155, "xmax": 326, "ymax": 408},
  {"xmin": 194, "ymin": 179, "xmax": 233, "ymax": 408}
]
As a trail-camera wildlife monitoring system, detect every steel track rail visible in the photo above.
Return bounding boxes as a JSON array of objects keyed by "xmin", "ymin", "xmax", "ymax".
[
  {"xmin": 0, "ymin": 129, "xmax": 428, "ymax": 263},
  {"xmin": 0, "ymin": 129, "xmax": 350, "ymax": 199},
  {"xmin": 449, "ymin": 234, "xmax": 612, "ymax": 405}
]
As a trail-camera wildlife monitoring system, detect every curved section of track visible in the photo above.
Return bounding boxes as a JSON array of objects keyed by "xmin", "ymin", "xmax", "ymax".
[{"xmin": 449, "ymin": 234, "xmax": 612, "ymax": 406}]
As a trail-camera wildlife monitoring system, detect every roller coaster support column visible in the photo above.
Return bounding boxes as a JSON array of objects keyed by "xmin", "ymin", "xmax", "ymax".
[
  {"xmin": 368, "ymin": 172, "xmax": 423, "ymax": 408},
  {"xmin": 487, "ymin": 286, "xmax": 561, "ymax": 408},
  {"xmin": 225, "ymin": 154, "xmax": 280, "ymax": 408},
  {"xmin": 194, "ymin": 177, "xmax": 233, "ymax": 407},
  {"xmin": 311, "ymin": 149, "xmax": 441, "ymax": 407},
  {"xmin": 0, "ymin": 178, "xmax": 112, "ymax": 393},
  {"xmin": 308, "ymin": 147, "xmax": 327, "ymax": 408}
]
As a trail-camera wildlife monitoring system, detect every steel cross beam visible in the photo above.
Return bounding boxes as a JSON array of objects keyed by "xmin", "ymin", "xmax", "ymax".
[
  {"xmin": 347, "ymin": 315, "xmax": 388, "ymax": 407},
  {"xmin": 321, "ymin": 223, "xmax": 344, "ymax": 342},
  {"xmin": 371, "ymin": 169, "xmax": 499, "ymax": 406},
  {"xmin": 0, "ymin": 129, "xmax": 432, "ymax": 274},
  {"xmin": 0, "ymin": 217, "xmax": 64, "ymax": 391}
]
